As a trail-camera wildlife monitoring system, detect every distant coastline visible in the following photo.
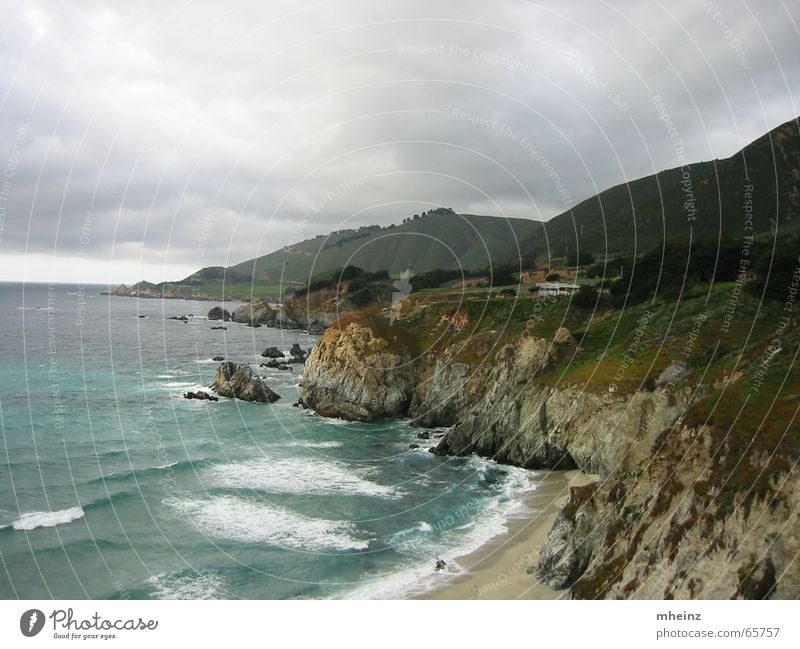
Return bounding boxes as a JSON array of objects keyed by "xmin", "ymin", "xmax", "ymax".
[{"xmin": 102, "ymin": 288, "xmax": 244, "ymax": 302}]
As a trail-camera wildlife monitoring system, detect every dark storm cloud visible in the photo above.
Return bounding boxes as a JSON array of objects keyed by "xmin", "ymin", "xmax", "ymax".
[{"xmin": 0, "ymin": 0, "xmax": 798, "ymax": 282}]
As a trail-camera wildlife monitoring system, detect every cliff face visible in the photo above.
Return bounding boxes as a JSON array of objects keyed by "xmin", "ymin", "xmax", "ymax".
[
  {"xmin": 299, "ymin": 315, "xmax": 799, "ymax": 599},
  {"xmin": 302, "ymin": 324, "xmax": 686, "ymax": 474},
  {"xmin": 538, "ymin": 430, "xmax": 799, "ymax": 599},
  {"xmin": 419, "ymin": 343, "xmax": 687, "ymax": 474}
]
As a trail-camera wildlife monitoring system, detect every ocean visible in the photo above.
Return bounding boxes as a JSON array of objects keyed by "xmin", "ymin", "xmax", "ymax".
[{"xmin": 0, "ymin": 282, "xmax": 538, "ymax": 599}]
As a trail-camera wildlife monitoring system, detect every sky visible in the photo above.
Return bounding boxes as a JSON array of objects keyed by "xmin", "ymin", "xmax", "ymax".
[{"xmin": 0, "ymin": 0, "xmax": 798, "ymax": 284}]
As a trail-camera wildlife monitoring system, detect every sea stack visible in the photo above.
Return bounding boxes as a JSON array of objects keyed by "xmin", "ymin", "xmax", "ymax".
[
  {"xmin": 208, "ymin": 306, "xmax": 232, "ymax": 321},
  {"xmin": 211, "ymin": 362, "xmax": 281, "ymax": 403}
]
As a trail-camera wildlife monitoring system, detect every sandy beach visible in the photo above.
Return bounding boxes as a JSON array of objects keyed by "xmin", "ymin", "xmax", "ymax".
[{"xmin": 421, "ymin": 469, "xmax": 598, "ymax": 600}]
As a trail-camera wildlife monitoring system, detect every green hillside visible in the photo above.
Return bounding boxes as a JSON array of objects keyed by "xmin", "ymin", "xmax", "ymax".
[
  {"xmin": 113, "ymin": 116, "xmax": 800, "ymax": 301},
  {"xmin": 230, "ymin": 209, "xmax": 541, "ymax": 284},
  {"xmin": 530, "ymin": 116, "xmax": 800, "ymax": 261},
  {"xmin": 230, "ymin": 115, "xmax": 800, "ymax": 284}
]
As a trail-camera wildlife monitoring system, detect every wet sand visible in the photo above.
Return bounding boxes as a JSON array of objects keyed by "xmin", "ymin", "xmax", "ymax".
[{"xmin": 420, "ymin": 469, "xmax": 598, "ymax": 600}]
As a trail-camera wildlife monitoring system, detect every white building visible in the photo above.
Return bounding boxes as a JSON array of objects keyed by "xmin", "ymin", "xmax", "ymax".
[{"xmin": 536, "ymin": 281, "xmax": 580, "ymax": 296}]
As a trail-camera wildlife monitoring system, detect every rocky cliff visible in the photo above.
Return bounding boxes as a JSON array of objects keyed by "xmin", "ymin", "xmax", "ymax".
[
  {"xmin": 303, "ymin": 322, "xmax": 687, "ymax": 474},
  {"xmin": 536, "ymin": 429, "xmax": 799, "ymax": 599},
  {"xmin": 299, "ymin": 304, "xmax": 799, "ymax": 599}
]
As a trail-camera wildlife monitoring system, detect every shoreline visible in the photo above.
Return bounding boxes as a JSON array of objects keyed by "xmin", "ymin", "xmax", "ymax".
[{"xmin": 418, "ymin": 469, "xmax": 598, "ymax": 600}]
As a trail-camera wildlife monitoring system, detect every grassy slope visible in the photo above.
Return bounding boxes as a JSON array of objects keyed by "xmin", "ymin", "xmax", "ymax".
[
  {"xmin": 230, "ymin": 212, "xmax": 541, "ymax": 283},
  {"xmin": 182, "ymin": 281, "xmax": 284, "ymax": 300}
]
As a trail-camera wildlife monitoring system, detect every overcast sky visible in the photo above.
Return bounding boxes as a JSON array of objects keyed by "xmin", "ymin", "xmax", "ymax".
[{"xmin": 0, "ymin": 0, "xmax": 798, "ymax": 283}]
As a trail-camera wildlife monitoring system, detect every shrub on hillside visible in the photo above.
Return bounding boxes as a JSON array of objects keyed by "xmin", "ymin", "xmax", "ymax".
[
  {"xmin": 572, "ymin": 284, "xmax": 599, "ymax": 309},
  {"xmin": 567, "ymin": 250, "xmax": 596, "ymax": 267},
  {"xmin": 749, "ymin": 235, "xmax": 800, "ymax": 301},
  {"xmin": 347, "ymin": 287, "xmax": 379, "ymax": 307}
]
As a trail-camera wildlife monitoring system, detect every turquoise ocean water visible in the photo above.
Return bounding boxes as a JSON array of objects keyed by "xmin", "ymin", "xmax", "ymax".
[{"xmin": 0, "ymin": 282, "xmax": 538, "ymax": 599}]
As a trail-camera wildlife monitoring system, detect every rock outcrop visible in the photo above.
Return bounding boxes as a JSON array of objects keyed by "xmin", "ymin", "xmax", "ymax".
[
  {"xmin": 299, "ymin": 315, "xmax": 800, "ymax": 599},
  {"xmin": 553, "ymin": 326, "xmax": 576, "ymax": 345},
  {"xmin": 211, "ymin": 362, "xmax": 281, "ymax": 403},
  {"xmin": 232, "ymin": 302, "xmax": 291, "ymax": 328},
  {"xmin": 231, "ymin": 300, "xmax": 334, "ymax": 333},
  {"xmin": 535, "ymin": 429, "xmax": 799, "ymax": 599},
  {"xmin": 536, "ymin": 483, "xmax": 598, "ymax": 589},
  {"xmin": 303, "ymin": 325, "xmax": 683, "ymax": 473},
  {"xmin": 301, "ymin": 322, "xmax": 417, "ymax": 422}
]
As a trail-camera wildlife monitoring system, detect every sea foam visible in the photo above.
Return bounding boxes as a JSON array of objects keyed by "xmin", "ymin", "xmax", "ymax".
[
  {"xmin": 2, "ymin": 506, "xmax": 85, "ymax": 531},
  {"xmin": 340, "ymin": 459, "xmax": 539, "ymax": 599},
  {"xmin": 165, "ymin": 495, "xmax": 369, "ymax": 551},
  {"xmin": 205, "ymin": 456, "xmax": 399, "ymax": 498},
  {"xmin": 281, "ymin": 440, "xmax": 344, "ymax": 449},
  {"xmin": 147, "ymin": 571, "xmax": 228, "ymax": 600}
]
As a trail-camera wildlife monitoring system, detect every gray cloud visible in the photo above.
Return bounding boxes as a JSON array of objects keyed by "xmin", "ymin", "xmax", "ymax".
[{"xmin": 0, "ymin": 0, "xmax": 798, "ymax": 282}]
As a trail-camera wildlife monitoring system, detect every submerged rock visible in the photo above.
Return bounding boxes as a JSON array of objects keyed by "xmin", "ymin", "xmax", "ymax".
[
  {"xmin": 211, "ymin": 362, "xmax": 281, "ymax": 403},
  {"xmin": 184, "ymin": 390, "xmax": 219, "ymax": 402},
  {"xmin": 260, "ymin": 359, "xmax": 281, "ymax": 369}
]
